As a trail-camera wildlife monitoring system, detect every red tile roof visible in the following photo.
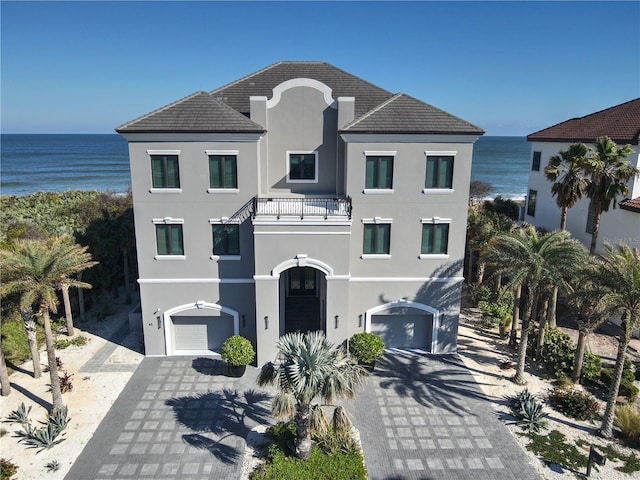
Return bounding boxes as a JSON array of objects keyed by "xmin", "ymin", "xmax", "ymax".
[
  {"xmin": 619, "ymin": 197, "xmax": 640, "ymax": 213},
  {"xmin": 528, "ymin": 98, "xmax": 640, "ymax": 144}
]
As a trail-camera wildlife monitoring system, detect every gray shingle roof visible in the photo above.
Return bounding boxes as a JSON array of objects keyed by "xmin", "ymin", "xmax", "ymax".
[
  {"xmin": 116, "ymin": 62, "xmax": 483, "ymax": 136},
  {"xmin": 116, "ymin": 91, "xmax": 265, "ymax": 133},
  {"xmin": 342, "ymin": 93, "xmax": 484, "ymax": 134},
  {"xmin": 210, "ymin": 61, "xmax": 394, "ymax": 118},
  {"xmin": 527, "ymin": 98, "xmax": 640, "ymax": 145}
]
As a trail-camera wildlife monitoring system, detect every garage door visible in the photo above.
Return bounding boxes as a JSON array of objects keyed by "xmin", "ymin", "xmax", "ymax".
[
  {"xmin": 172, "ymin": 315, "xmax": 234, "ymax": 353},
  {"xmin": 370, "ymin": 313, "xmax": 433, "ymax": 350}
]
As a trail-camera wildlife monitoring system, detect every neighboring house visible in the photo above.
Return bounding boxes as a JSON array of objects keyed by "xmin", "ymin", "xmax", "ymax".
[
  {"xmin": 116, "ymin": 61, "xmax": 484, "ymax": 364},
  {"xmin": 526, "ymin": 98, "xmax": 640, "ymax": 254}
]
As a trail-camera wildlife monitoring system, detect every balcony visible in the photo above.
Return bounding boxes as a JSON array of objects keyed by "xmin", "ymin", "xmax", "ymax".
[{"xmin": 254, "ymin": 197, "xmax": 352, "ymax": 220}]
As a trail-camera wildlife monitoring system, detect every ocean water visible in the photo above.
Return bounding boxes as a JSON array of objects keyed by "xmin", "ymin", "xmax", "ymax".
[{"xmin": 0, "ymin": 134, "xmax": 531, "ymax": 198}]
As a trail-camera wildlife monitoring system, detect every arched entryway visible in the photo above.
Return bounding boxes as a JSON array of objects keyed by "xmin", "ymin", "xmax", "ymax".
[
  {"xmin": 280, "ymin": 266, "xmax": 326, "ymax": 334},
  {"xmin": 365, "ymin": 300, "xmax": 439, "ymax": 352}
]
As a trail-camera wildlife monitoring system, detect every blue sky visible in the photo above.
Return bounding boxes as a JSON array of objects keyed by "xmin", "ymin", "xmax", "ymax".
[{"xmin": 2, "ymin": 1, "xmax": 638, "ymax": 135}]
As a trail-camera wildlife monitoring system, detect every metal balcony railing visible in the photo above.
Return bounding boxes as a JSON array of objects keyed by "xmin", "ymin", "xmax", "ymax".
[{"xmin": 254, "ymin": 197, "xmax": 352, "ymax": 220}]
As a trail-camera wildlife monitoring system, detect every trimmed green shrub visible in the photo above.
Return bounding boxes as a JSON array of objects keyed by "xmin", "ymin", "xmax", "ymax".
[
  {"xmin": 54, "ymin": 335, "xmax": 88, "ymax": 350},
  {"xmin": 615, "ymin": 404, "xmax": 640, "ymax": 442},
  {"xmin": 220, "ymin": 336, "xmax": 255, "ymax": 366},
  {"xmin": 601, "ymin": 362, "xmax": 639, "ymax": 401},
  {"xmin": 549, "ymin": 387, "xmax": 600, "ymax": 421},
  {"xmin": 348, "ymin": 332, "xmax": 385, "ymax": 364},
  {"xmin": 541, "ymin": 328, "xmax": 574, "ymax": 378},
  {"xmin": 479, "ymin": 290, "xmax": 514, "ymax": 328}
]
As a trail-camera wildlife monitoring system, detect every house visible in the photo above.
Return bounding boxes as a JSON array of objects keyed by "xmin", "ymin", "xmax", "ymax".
[
  {"xmin": 116, "ymin": 61, "xmax": 484, "ymax": 364},
  {"xmin": 525, "ymin": 98, "xmax": 640, "ymax": 253}
]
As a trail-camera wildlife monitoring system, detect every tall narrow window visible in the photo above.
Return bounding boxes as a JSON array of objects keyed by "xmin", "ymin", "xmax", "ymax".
[
  {"xmin": 527, "ymin": 189, "xmax": 537, "ymax": 217},
  {"xmin": 531, "ymin": 151, "xmax": 541, "ymax": 171},
  {"xmin": 212, "ymin": 224, "xmax": 240, "ymax": 256},
  {"xmin": 209, "ymin": 155, "xmax": 237, "ymax": 189},
  {"xmin": 425, "ymin": 155, "xmax": 454, "ymax": 189},
  {"xmin": 156, "ymin": 224, "xmax": 184, "ymax": 255},
  {"xmin": 151, "ymin": 155, "xmax": 180, "ymax": 188},
  {"xmin": 365, "ymin": 155, "xmax": 394, "ymax": 189},
  {"xmin": 422, "ymin": 223, "xmax": 449, "ymax": 255},
  {"xmin": 363, "ymin": 223, "xmax": 391, "ymax": 255},
  {"xmin": 288, "ymin": 152, "xmax": 317, "ymax": 182}
]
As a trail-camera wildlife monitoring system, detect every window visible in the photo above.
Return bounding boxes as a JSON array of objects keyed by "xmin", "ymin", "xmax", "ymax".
[
  {"xmin": 212, "ymin": 224, "xmax": 240, "ymax": 256},
  {"xmin": 363, "ymin": 223, "xmax": 391, "ymax": 255},
  {"xmin": 365, "ymin": 154, "xmax": 394, "ymax": 189},
  {"xmin": 425, "ymin": 155, "xmax": 454, "ymax": 189},
  {"xmin": 531, "ymin": 151, "xmax": 541, "ymax": 171},
  {"xmin": 155, "ymin": 224, "xmax": 183, "ymax": 256},
  {"xmin": 151, "ymin": 154, "xmax": 180, "ymax": 188},
  {"xmin": 209, "ymin": 154, "xmax": 237, "ymax": 189},
  {"xmin": 527, "ymin": 189, "xmax": 537, "ymax": 217},
  {"xmin": 287, "ymin": 152, "xmax": 317, "ymax": 182},
  {"xmin": 421, "ymin": 223, "xmax": 449, "ymax": 255}
]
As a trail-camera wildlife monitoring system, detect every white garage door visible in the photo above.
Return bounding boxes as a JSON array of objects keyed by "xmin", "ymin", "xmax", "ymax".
[
  {"xmin": 172, "ymin": 315, "xmax": 234, "ymax": 354},
  {"xmin": 371, "ymin": 313, "xmax": 433, "ymax": 350}
]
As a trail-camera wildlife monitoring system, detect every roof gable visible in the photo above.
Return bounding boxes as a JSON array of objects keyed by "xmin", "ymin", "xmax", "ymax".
[
  {"xmin": 342, "ymin": 93, "xmax": 484, "ymax": 135},
  {"xmin": 528, "ymin": 98, "xmax": 640, "ymax": 144},
  {"xmin": 116, "ymin": 91, "xmax": 265, "ymax": 133},
  {"xmin": 210, "ymin": 61, "xmax": 395, "ymax": 118}
]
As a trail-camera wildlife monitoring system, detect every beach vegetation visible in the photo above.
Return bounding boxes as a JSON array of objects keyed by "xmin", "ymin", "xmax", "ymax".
[
  {"xmin": 487, "ymin": 227, "xmax": 588, "ymax": 384},
  {"xmin": 0, "ymin": 236, "xmax": 96, "ymax": 415},
  {"xmin": 0, "ymin": 458, "xmax": 18, "ymax": 479},
  {"xmin": 587, "ymin": 244, "xmax": 640, "ymax": 438},
  {"xmin": 257, "ymin": 331, "xmax": 366, "ymax": 460},
  {"xmin": 549, "ymin": 386, "xmax": 600, "ymax": 421},
  {"xmin": 482, "ymin": 195, "xmax": 520, "ymax": 221}
]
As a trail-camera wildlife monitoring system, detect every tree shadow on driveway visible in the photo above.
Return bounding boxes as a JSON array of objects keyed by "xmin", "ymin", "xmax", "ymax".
[
  {"xmin": 166, "ymin": 388, "xmax": 271, "ymax": 464},
  {"xmin": 374, "ymin": 351, "xmax": 494, "ymax": 415}
]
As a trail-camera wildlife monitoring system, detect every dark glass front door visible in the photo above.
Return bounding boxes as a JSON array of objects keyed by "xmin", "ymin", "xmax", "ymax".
[{"xmin": 288, "ymin": 267, "xmax": 317, "ymax": 296}]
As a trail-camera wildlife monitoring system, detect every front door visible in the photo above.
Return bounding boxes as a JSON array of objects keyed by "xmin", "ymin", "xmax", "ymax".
[
  {"xmin": 288, "ymin": 267, "xmax": 317, "ymax": 296},
  {"xmin": 285, "ymin": 267, "xmax": 322, "ymax": 333}
]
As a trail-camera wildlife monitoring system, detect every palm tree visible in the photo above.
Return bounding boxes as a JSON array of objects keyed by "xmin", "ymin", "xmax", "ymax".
[
  {"xmin": 567, "ymin": 264, "xmax": 608, "ymax": 383},
  {"xmin": 583, "ymin": 137, "xmax": 637, "ymax": 254},
  {"xmin": 544, "ymin": 143, "xmax": 590, "ymax": 231},
  {"xmin": 0, "ymin": 237, "xmax": 96, "ymax": 414},
  {"xmin": 0, "ymin": 338, "xmax": 11, "ymax": 396},
  {"xmin": 487, "ymin": 227, "xmax": 588, "ymax": 384},
  {"xmin": 257, "ymin": 331, "xmax": 366, "ymax": 459},
  {"xmin": 589, "ymin": 244, "xmax": 640, "ymax": 438}
]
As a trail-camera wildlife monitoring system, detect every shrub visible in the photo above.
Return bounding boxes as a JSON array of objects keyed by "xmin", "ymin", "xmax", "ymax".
[
  {"xmin": 220, "ymin": 336, "xmax": 255, "ymax": 366},
  {"xmin": 601, "ymin": 364, "xmax": 639, "ymax": 401},
  {"xmin": 348, "ymin": 332, "xmax": 385, "ymax": 364},
  {"xmin": 542, "ymin": 328, "xmax": 574, "ymax": 378},
  {"xmin": 615, "ymin": 404, "xmax": 640, "ymax": 442},
  {"xmin": 58, "ymin": 371, "xmax": 74, "ymax": 393},
  {"xmin": 549, "ymin": 387, "xmax": 600, "ymax": 421},
  {"xmin": 54, "ymin": 335, "xmax": 87, "ymax": 350},
  {"xmin": 479, "ymin": 291, "xmax": 514, "ymax": 328},
  {"xmin": 581, "ymin": 352, "xmax": 602, "ymax": 385},
  {"xmin": 483, "ymin": 196, "xmax": 520, "ymax": 220},
  {"xmin": 0, "ymin": 458, "xmax": 18, "ymax": 480}
]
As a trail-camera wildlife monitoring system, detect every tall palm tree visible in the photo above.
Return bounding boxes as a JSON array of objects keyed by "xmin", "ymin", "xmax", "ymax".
[
  {"xmin": 544, "ymin": 143, "xmax": 591, "ymax": 327},
  {"xmin": 487, "ymin": 227, "xmax": 588, "ymax": 384},
  {"xmin": 0, "ymin": 338, "xmax": 11, "ymax": 396},
  {"xmin": 257, "ymin": 331, "xmax": 366, "ymax": 459},
  {"xmin": 583, "ymin": 137, "xmax": 637, "ymax": 254},
  {"xmin": 567, "ymin": 264, "xmax": 608, "ymax": 383},
  {"xmin": 0, "ymin": 237, "xmax": 96, "ymax": 414},
  {"xmin": 589, "ymin": 244, "xmax": 640, "ymax": 438},
  {"xmin": 544, "ymin": 143, "xmax": 590, "ymax": 231}
]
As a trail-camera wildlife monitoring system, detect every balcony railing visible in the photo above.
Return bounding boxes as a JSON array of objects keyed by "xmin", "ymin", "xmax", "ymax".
[{"xmin": 254, "ymin": 197, "xmax": 352, "ymax": 220}]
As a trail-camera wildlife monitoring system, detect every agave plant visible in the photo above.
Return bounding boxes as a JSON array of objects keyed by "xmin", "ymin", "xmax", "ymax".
[
  {"xmin": 517, "ymin": 398, "xmax": 549, "ymax": 433},
  {"xmin": 5, "ymin": 402, "xmax": 32, "ymax": 425}
]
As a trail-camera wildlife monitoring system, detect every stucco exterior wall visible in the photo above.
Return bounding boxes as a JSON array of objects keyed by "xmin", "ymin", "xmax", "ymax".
[{"xmin": 526, "ymin": 141, "xmax": 639, "ymax": 253}]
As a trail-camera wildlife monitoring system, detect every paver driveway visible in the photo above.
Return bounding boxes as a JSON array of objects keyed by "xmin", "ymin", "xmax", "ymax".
[
  {"xmin": 347, "ymin": 350, "xmax": 540, "ymax": 480},
  {"xmin": 66, "ymin": 352, "xmax": 540, "ymax": 480}
]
